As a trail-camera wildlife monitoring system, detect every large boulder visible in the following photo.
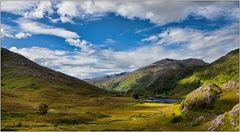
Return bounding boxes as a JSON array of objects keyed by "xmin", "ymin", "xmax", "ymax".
[
  {"xmin": 208, "ymin": 104, "xmax": 239, "ymax": 131},
  {"xmin": 181, "ymin": 83, "xmax": 222, "ymax": 112}
]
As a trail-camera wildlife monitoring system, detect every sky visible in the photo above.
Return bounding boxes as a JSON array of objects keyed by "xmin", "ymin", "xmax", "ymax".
[{"xmin": 1, "ymin": 0, "xmax": 239, "ymax": 79}]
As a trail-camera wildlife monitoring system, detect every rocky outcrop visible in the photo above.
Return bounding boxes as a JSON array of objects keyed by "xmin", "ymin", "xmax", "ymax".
[
  {"xmin": 181, "ymin": 83, "xmax": 222, "ymax": 112},
  {"xmin": 208, "ymin": 104, "xmax": 239, "ymax": 131},
  {"xmin": 222, "ymin": 80, "xmax": 239, "ymax": 90}
]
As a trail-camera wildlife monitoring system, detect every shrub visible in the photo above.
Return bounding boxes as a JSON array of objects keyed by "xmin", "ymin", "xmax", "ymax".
[
  {"xmin": 16, "ymin": 122, "xmax": 22, "ymax": 127},
  {"xmin": 132, "ymin": 94, "xmax": 139, "ymax": 99},
  {"xmin": 56, "ymin": 118, "xmax": 78, "ymax": 124},
  {"xmin": 39, "ymin": 103, "xmax": 48, "ymax": 115},
  {"xmin": 171, "ymin": 116, "xmax": 182, "ymax": 123}
]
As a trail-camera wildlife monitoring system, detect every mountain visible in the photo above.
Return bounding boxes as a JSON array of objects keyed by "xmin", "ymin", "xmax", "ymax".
[
  {"xmin": 95, "ymin": 58, "xmax": 207, "ymax": 95},
  {"xmin": 1, "ymin": 48, "xmax": 106, "ymax": 112},
  {"xmin": 95, "ymin": 49, "xmax": 239, "ymax": 97},
  {"xmin": 84, "ymin": 72, "xmax": 128, "ymax": 84}
]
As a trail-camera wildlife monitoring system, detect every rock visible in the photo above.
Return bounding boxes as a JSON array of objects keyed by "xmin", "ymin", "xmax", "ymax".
[
  {"xmin": 208, "ymin": 104, "xmax": 239, "ymax": 131},
  {"xmin": 222, "ymin": 80, "xmax": 239, "ymax": 90},
  {"xmin": 181, "ymin": 83, "xmax": 222, "ymax": 112}
]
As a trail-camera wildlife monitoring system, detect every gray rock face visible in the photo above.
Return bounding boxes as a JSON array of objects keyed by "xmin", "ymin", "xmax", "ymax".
[
  {"xmin": 208, "ymin": 104, "xmax": 239, "ymax": 131},
  {"xmin": 222, "ymin": 80, "xmax": 239, "ymax": 90},
  {"xmin": 181, "ymin": 83, "xmax": 222, "ymax": 112}
]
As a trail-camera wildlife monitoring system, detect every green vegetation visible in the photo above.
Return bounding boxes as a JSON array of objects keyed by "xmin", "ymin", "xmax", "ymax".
[
  {"xmin": 1, "ymin": 48, "xmax": 239, "ymax": 131},
  {"xmin": 171, "ymin": 116, "xmax": 182, "ymax": 123},
  {"xmin": 96, "ymin": 49, "xmax": 239, "ymax": 98}
]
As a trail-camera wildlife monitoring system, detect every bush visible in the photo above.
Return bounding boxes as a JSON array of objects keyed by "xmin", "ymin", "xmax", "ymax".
[
  {"xmin": 56, "ymin": 118, "xmax": 78, "ymax": 124},
  {"xmin": 171, "ymin": 116, "xmax": 182, "ymax": 123},
  {"xmin": 132, "ymin": 94, "xmax": 139, "ymax": 99},
  {"xmin": 16, "ymin": 122, "xmax": 22, "ymax": 127},
  {"xmin": 39, "ymin": 103, "xmax": 48, "ymax": 115}
]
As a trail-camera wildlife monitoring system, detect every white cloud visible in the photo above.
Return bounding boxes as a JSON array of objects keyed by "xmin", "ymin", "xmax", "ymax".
[
  {"xmin": 55, "ymin": 1, "xmax": 238, "ymax": 24},
  {"xmin": 8, "ymin": 23, "xmax": 238, "ymax": 79},
  {"xmin": 15, "ymin": 19, "xmax": 94, "ymax": 53},
  {"xmin": 17, "ymin": 19, "xmax": 79, "ymax": 39},
  {"xmin": 142, "ymin": 23, "xmax": 238, "ymax": 51},
  {"xmin": 1, "ymin": 24, "xmax": 32, "ymax": 39},
  {"xmin": 1, "ymin": 1, "xmax": 53, "ymax": 19},
  {"xmin": 2, "ymin": 1, "xmax": 238, "ymax": 25},
  {"xmin": 104, "ymin": 38, "xmax": 117, "ymax": 45},
  {"xmin": 65, "ymin": 38, "xmax": 95, "ymax": 53},
  {"xmin": 1, "ymin": 1, "xmax": 37, "ymax": 15},
  {"xmin": 15, "ymin": 32, "xmax": 32, "ymax": 39},
  {"xmin": 194, "ymin": 3, "xmax": 239, "ymax": 20},
  {"xmin": 24, "ymin": 1, "xmax": 53, "ymax": 19},
  {"xmin": 141, "ymin": 23, "xmax": 238, "ymax": 62}
]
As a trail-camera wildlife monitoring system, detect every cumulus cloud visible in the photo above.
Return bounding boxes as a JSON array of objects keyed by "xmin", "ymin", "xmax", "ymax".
[
  {"xmin": 24, "ymin": 1, "xmax": 53, "ymax": 19},
  {"xmin": 8, "ymin": 23, "xmax": 238, "ymax": 79},
  {"xmin": 1, "ymin": 1, "xmax": 53, "ymax": 19},
  {"xmin": 3, "ymin": 1, "xmax": 237, "ymax": 25},
  {"xmin": 54, "ymin": 1, "xmax": 238, "ymax": 24}
]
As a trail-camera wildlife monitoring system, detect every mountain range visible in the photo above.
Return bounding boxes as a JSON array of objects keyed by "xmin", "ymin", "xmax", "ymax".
[{"xmin": 88, "ymin": 49, "xmax": 239, "ymax": 97}]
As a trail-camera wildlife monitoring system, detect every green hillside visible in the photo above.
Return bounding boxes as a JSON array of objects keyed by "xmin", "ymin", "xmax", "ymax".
[
  {"xmin": 167, "ymin": 49, "xmax": 239, "ymax": 97},
  {"xmin": 0, "ymin": 48, "xmax": 184, "ymax": 131},
  {"xmin": 96, "ymin": 49, "xmax": 239, "ymax": 98},
  {"xmin": 96, "ymin": 58, "xmax": 207, "ymax": 96}
]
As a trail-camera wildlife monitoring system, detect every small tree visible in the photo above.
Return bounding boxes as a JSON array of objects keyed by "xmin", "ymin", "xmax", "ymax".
[
  {"xmin": 39, "ymin": 103, "xmax": 48, "ymax": 115},
  {"xmin": 132, "ymin": 94, "xmax": 139, "ymax": 99}
]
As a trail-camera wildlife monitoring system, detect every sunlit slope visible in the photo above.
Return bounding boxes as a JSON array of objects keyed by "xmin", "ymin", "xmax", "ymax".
[{"xmin": 168, "ymin": 49, "xmax": 239, "ymax": 97}]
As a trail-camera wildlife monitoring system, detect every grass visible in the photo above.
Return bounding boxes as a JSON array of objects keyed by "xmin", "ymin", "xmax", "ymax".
[{"xmin": 2, "ymin": 95, "xmax": 185, "ymax": 131}]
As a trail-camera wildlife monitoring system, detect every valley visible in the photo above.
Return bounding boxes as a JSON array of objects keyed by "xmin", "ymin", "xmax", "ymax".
[{"xmin": 1, "ymin": 48, "xmax": 239, "ymax": 131}]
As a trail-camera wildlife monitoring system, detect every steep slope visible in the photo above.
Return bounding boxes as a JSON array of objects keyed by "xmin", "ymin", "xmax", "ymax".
[
  {"xmin": 96, "ymin": 58, "xmax": 207, "ymax": 95},
  {"xmin": 166, "ymin": 49, "xmax": 239, "ymax": 97},
  {"xmin": 1, "ymin": 48, "xmax": 106, "ymax": 112},
  {"xmin": 173, "ymin": 50, "xmax": 239, "ymax": 131}
]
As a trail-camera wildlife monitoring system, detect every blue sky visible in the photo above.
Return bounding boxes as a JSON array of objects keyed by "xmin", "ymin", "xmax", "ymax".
[{"xmin": 1, "ymin": 1, "xmax": 239, "ymax": 79}]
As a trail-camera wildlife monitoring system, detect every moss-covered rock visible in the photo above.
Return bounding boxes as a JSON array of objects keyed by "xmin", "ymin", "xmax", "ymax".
[
  {"xmin": 208, "ymin": 104, "xmax": 239, "ymax": 131},
  {"xmin": 181, "ymin": 83, "xmax": 222, "ymax": 112}
]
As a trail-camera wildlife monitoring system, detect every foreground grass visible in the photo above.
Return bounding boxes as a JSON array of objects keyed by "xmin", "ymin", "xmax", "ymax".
[
  {"xmin": 2, "ymin": 88, "xmax": 238, "ymax": 131},
  {"xmin": 2, "ymin": 95, "xmax": 184, "ymax": 131}
]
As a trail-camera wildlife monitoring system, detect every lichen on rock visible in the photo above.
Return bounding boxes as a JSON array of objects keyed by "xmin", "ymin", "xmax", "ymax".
[
  {"xmin": 222, "ymin": 80, "xmax": 239, "ymax": 90},
  {"xmin": 180, "ymin": 83, "xmax": 222, "ymax": 112},
  {"xmin": 208, "ymin": 104, "xmax": 239, "ymax": 131}
]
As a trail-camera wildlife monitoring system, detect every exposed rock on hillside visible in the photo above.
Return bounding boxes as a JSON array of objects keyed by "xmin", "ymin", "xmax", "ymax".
[
  {"xmin": 222, "ymin": 80, "xmax": 239, "ymax": 90},
  {"xmin": 181, "ymin": 83, "xmax": 222, "ymax": 112},
  {"xmin": 208, "ymin": 104, "xmax": 239, "ymax": 131}
]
